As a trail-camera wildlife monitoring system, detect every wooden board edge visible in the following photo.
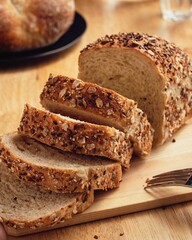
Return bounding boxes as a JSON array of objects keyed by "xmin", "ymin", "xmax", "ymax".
[{"xmin": 6, "ymin": 192, "xmax": 192, "ymax": 237}]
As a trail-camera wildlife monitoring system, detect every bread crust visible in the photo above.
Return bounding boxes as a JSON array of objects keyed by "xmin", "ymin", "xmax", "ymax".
[
  {"xmin": 18, "ymin": 104, "xmax": 133, "ymax": 168},
  {"xmin": 0, "ymin": 133, "xmax": 122, "ymax": 193},
  {"xmin": 0, "ymin": 0, "xmax": 75, "ymax": 52},
  {"xmin": 79, "ymin": 32, "xmax": 192, "ymax": 144},
  {"xmin": 40, "ymin": 75, "xmax": 153, "ymax": 155}
]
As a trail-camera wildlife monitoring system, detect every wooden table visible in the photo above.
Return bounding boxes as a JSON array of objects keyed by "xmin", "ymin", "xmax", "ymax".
[{"xmin": 1, "ymin": 0, "xmax": 192, "ymax": 239}]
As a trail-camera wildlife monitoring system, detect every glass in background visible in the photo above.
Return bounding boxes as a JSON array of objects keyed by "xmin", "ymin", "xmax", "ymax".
[{"xmin": 160, "ymin": 0, "xmax": 192, "ymax": 21}]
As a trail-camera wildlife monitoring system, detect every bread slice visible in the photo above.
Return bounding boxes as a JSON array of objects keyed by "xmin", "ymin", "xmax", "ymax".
[
  {"xmin": 40, "ymin": 74, "xmax": 153, "ymax": 156},
  {"xmin": 0, "ymin": 133, "xmax": 122, "ymax": 193},
  {"xmin": 78, "ymin": 32, "xmax": 192, "ymax": 145},
  {"xmin": 18, "ymin": 104, "xmax": 133, "ymax": 168},
  {"xmin": 0, "ymin": 160, "xmax": 94, "ymax": 235}
]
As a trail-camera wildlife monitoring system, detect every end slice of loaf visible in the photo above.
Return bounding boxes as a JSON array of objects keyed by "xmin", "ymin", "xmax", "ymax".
[
  {"xmin": 18, "ymin": 104, "xmax": 133, "ymax": 168},
  {"xmin": 40, "ymin": 74, "xmax": 153, "ymax": 156},
  {"xmin": 0, "ymin": 160, "xmax": 93, "ymax": 235},
  {"xmin": 78, "ymin": 32, "xmax": 192, "ymax": 145},
  {"xmin": 0, "ymin": 133, "xmax": 122, "ymax": 193}
]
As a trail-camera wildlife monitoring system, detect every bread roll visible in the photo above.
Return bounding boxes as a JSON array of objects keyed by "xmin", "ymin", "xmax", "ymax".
[{"xmin": 0, "ymin": 0, "xmax": 75, "ymax": 52}]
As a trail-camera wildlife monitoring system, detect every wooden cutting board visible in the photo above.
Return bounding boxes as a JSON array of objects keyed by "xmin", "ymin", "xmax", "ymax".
[{"xmin": 7, "ymin": 120, "xmax": 192, "ymax": 236}]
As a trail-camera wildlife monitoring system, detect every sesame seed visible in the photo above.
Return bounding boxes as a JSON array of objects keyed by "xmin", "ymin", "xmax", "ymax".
[
  {"xmin": 107, "ymin": 109, "xmax": 114, "ymax": 115},
  {"xmin": 87, "ymin": 143, "xmax": 95, "ymax": 150},
  {"xmin": 87, "ymin": 86, "xmax": 97, "ymax": 93},
  {"xmin": 82, "ymin": 98, "xmax": 87, "ymax": 108},
  {"xmin": 147, "ymin": 50, "xmax": 154, "ymax": 56},
  {"xmin": 61, "ymin": 123, "xmax": 68, "ymax": 131},
  {"xmin": 72, "ymin": 79, "xmax": 81, "ymax": 89},
  {"xmin": 96, "ymin": 98, "xmax": 103, "ymax": 108},
  {"xmin": 51, "ymin": 76, "xmax": 58, "ymax": 84},
  {"xmin": 59, "ymin": 88, "xmax": 67, "ymax": 98},
  {"xmin": 70, "ymin": 99, "xmax": 76, "ymax": 107},
  {"xmin": 78, "ymin": 137, "xmax": 86, "ymax": 144},
  {"xmin": 72, "ymin": 209, "xmax": 78, "ymax": 214}
]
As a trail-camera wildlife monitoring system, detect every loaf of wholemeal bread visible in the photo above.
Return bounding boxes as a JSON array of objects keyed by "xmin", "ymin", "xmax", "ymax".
[
  {"xmin": 40, "ymin": 74, "xmax": 153, "ymax": 156},
  {"xmin": 0, "ymin": 0, "xmax": 75, "ymax": 52},
  {"xmin": 0, "ymin": 160, "xmax": 93, "ymax": 235},
  {"xmin": 18, "ymin": 104, "xmax": 133, "ymax": 168},
  {"xmin": 78, "ymin": 32, "xmax": 192, "ymax": 145},
  {"xmin": 0, "ymin": 133, "xmax": 122, "ymax": 193}
]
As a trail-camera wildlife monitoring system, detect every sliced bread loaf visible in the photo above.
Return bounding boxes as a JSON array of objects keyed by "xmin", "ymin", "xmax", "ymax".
[
  {"xmin": 18, "ymin": 104, "xmax": 133, "ymax": 168},
  {"xmin": 40, "ymin": 75, "xmax": 153, "ymax": 156},
  {"xmin": 0, "ymin": 133, "xmax": 122, "ymax": 193},
  {"xmin": 0, "ymin": 160, "xmax": 93, "ymax": 235},
  {"xmin": 78, "ymin": 32, "xmax": 192, "ymax": 145}
]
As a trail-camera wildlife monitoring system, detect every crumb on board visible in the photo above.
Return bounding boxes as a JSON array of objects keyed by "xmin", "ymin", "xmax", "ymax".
[
  {"xmin": 94, "ymin": 235, "xmax": 99, "ymax": 239},
  {"xmin": 120, "ymin": 232, "xmax": 124, "ymax": 236}
]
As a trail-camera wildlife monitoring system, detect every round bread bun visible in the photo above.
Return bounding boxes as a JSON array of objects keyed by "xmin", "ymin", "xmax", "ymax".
[{"xmin": 0, "ymin": 0, "xmax": 75, "ymax": 52}]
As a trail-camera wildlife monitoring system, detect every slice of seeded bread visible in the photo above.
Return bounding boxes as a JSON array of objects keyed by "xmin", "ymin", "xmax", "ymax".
[
  {"xmin": 0, "ymin": 160, "xmax": 94, "ymax": 235},
  {"xmin": 40, "ymin": 74, "xmax": 153, "ymax": 156},
  {"xmin": 0, "ymin": 133, "xmax": 122, "ymax": 193},
  {"xmin": 18, "ymin": 104, "xmax": 133, "ymax": 168}
]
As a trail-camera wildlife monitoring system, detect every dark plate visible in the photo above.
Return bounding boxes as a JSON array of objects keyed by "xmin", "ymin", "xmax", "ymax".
[{"xmin": 0, "ymin": 12, "xmax": 86, "ymax": 64}]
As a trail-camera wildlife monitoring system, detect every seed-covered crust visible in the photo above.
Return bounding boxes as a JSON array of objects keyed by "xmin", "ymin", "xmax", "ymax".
[
  {"xmin": 40, "ymin": 75, "xmax": 153, "ymax": 155},
  {"xmin": 0, "ymin": 133, "xmax": 122, "ymax": 193},
  {"xmin": 79, "ymin": 32, "xmax": 192, "ymax": 143},
  {"xmin": 18, "ymin": 104, "xmax": 133, "ymax": 168}
]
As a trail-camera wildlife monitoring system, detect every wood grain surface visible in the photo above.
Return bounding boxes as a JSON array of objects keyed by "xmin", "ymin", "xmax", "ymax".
[{"xmin": 1, "ymin": 0, "xmax": 192, "ymax": 239}]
